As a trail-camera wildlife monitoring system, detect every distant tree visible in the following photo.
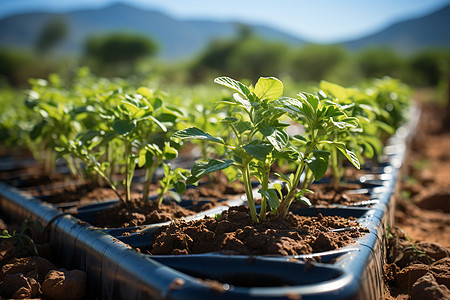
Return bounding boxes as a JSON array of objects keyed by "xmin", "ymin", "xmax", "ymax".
[
  {"xmin": 189, "ymin": 24, "xmax": 251, "ymax": 80},
  {"xmin": 36, "ymin": 16, "xmax": 68, "ymax": 54},
  {"xmin": 356, "ymin": 47, "xmax": 403, "ymax": 79},
  {"xmin": 85, "ymin": 32, "xmax": 158, "ymax": 63},
  {"xmin": 0, "ymin": 49, "xmax": 34, "ymax": 86},
  {"xmin": 84, "ymin": 32, "xmax": 158, "ymax": 75},
  {"xmin": 288, "ymin": 44, "xmax": 348, "ymax": 82},
  {"xmin": 407, "ymin": 50, "xmax": 450, "ymax": 86},
  {"xmin": 226, "ymin": 37, "xmax": 289, "ymax": 80},
  {"xmin": 190, "ymin": 24, "xmax": 290, "ymax": 81}
]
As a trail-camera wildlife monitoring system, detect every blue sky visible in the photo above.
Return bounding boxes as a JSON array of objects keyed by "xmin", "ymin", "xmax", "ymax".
[{"xmin": 1, "ymin": 0, "xmax": 449, "ymax": 43}]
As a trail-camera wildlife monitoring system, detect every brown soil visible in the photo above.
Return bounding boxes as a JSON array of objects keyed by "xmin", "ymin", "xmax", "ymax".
[
  {"xmin": 383, "ymin": 100, "xmax": 450, "ymax": 299},
  {"xmin": 90, "ymin": 175, "xmax": 244, "ymax": 228},
  {"xmin": 150, "ymin": 205, "xmax": 368, "ymax": 256},
  {"xmin": 301, "ymin": 182, "xmax": 371, "ymax": 206},
  {"xmin": 0, "ymin": 220, "xmax": 86, "ymax": 300},
  {"xmin": 26, "ymin": 182, "xmax": 122, "ymax": 204},
  {"xmin": 92, "ymin": 200, "xmax": 201, "ymax": 228}
]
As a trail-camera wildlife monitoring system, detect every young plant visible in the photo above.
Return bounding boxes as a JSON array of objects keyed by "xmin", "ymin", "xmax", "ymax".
[
  {"xmin": 273, "ymin": 91, "xmax": 361, "ymax": 217},
  {"xmin": 0, "ymin": 219, "xmax": 42, "ymax": 257},
  {"xmin": 317, "ymin": 80, "xmax": 395, "ymax": 190},
  {"xmin": 174, "ymin": 76, "xmax": 288, "ymax": 223},
  {"xmin": 62, "ymin": 87, "xmax": 186, "ymax": 205},
  {"xmin": 175, "ymin": 76, "xmax": 365, "ymax": 222},
  {"xmin": 25, "ymin": 76, "xmax": 84, "ymax": 174}
]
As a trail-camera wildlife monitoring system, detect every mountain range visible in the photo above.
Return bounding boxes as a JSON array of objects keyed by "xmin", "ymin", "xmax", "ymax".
[{"xmin": 0, "ymin": 3, "xmax": 449, "ymax": 60}]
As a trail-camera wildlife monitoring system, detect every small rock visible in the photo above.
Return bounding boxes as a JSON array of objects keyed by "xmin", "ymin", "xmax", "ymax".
[
  {"xmin": 0, "ymin": 273, "xmax": 41, "ymax": 299},
  {"xmin": 410, "ymin": 272, "xmax": 450, "ymax": 300},
  {"xmin": 42, "ymin": 269, "xmax": 86, "ymax": 300},
  {"xmin": 0, "ymin": 256, "xmax": 55, "ymax": 282},
  {"xmin": 395, "ymin": 263, "xmax": 429, "ymax": 291}
]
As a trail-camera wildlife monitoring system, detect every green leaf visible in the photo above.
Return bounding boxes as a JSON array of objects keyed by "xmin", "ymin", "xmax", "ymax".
[
  {"xmin": 138, "ymin": 148, "xmax": 147, "ymax": 168},
  {"xmin": 232, "ymin": 93, "xmax": 252, "ymax": 110},
  {"xmin": 113, "ymin": 119, "xmax": 136, "ymax": 136},
  {"xmin": 121, "ymin": 100, "xmax": 147, "ymax": 118},
  {"xmin": 221, "ymin": 117, "xmax": 239, "ymax": 124},
  {"xmin": 273, "ymin": 148, "xmax": 300, "ymax": 161},
  {"xmin": 214, "ymin": 77, "xmax": 252, "ymax": 99},
  {"xmin": 242, "ymin": 143, "xmax": 273, "ymax": 160},
  {"xmin": 173, "ymin": 127, "xmax": 223, "ymax": 143},
  {"xmin": 306, "ymin": 150, "xmax": 330, "ymax": 180},
  {"xmin": 148, "ymin": 115, "xmax": 167, "ymax": 132},
  {"xmin": 295, "ymin": 195, "xmax": 312, "ymax": 206},
  {"xmin": 274, "ymin": 172, "xmax": 291, "ymax": 185},
  {"xmin": 320, "ymin": 81, "xmax": 348, "ymax": 102},
  {"xmin": 265, "ymin": 128, "xmax": 288, "ymax": 151},
  {"xmin": 235, "ymin": 121, "xmax": 253, "ymax": 134},
  {"xmin": 77, "ymin": 130, "xmax": 101, "ymax": 143},
  {"xmin": 333, "ymin": 144, "xmax": 361, "ymax": 169},
  {"xmin": 254, "ymin": 77, "xmax": 283, "ymax": 101},
  {"xmin": 324, "ymin": 105, "xmax": 344, "ymax": 118},
  {"xmin": 163, "ymin": 143, "xmax": 178, "ymax": 160},
  {"xmin": 302, "ymin": 92, "xmax": 319, "ymax": 112},
  {"xmin": 258, "ymin": 188, "xmax": 280, "ymax": 210},
  {"xmin": 137, "ymin": 87, "xmax": 154, "ymax": 99},
  {"xmin": 187, "ymin": 159, "xmax": 234, "ymax": 185},
  {"xmin": 174, "ymin": 181, "xmax": 186, "ymax": 194}
]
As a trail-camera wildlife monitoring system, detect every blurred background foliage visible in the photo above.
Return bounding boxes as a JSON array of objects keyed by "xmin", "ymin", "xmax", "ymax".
[{"xmin": 0, "ymin": 22, "xmax": 448, "ymax": 100}]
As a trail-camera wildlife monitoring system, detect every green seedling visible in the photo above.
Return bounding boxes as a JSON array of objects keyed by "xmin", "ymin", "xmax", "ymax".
[
  {"xmin": 0, "ymin": 219, "xmax": 42, "ymax": 257},
  {"xmin": 61, "ymin": 86, "xmax": 186, "ymax": 205},
  {"xmin": 174, "ymin": 76, "xmax": 362, "ymax": 222},
  {"xmin": 273, "ymin": 89, "xmax": 361, "ymax": 217},
  {"xmin": 174, "ymin": 76, "xmax": 288, "ymax": 223}
]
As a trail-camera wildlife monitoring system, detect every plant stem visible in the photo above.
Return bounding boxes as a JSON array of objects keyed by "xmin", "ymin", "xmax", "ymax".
[
  {"xmin": 301, "ymin": 166, "xmax": 312, "ymax": 190},
  {"xmin": 259, "ymin": 165, "xmax": 269, "ymax": 221},
  {"xmin": 124, "ymin": 140, "xmax": 132, "ymax": 203},
  {"xmin": 242, "ymin": 162, "xmax": 259, "ymax": 223},
  {"xmin": 331, "ymin": 147, "xmax": 340, "ymax": 191},
  {"xmin": 278, "ymin": 143, "xmax": 314, "ymax": 219},
  {"xmin": 93, "ymin": 165, "xmax": 124, "ymax": 203},
  {"xmin": 142, "ymin": 160, "xmax": 158, "ymax": 201}
]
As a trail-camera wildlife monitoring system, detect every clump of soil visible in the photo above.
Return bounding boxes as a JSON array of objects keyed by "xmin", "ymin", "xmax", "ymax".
[
  {"xmin": 151, "ymin": 205, "xmax": 368, "ymax": 256},
  {"xmin": 383, "ymin": 228, "xmax": 450, "ymax": 299},
  {"xmin": 383, "ymin": 100, "xmax": 450, "ymax": 299},
  {"xmin": 90, "ymin": 176, "xmax": 243, "ymax": 228},
  {"xmin": 300, "ymin": 183, "xmax": 371, "ymax": 207},
  {"xmin": 91, "ymin": 200, "xmax": 201, "ymax": 228},
  {"xmin": 183, "ymin": 172, "xmax": 246, "ymax": 200},
  {"xmin": 0, "ymin": 219, "xmax": 86, "ymax": 300},
  {"xmin": 26, "ymin": 182, "xmax": 122, "ymax": 204}
]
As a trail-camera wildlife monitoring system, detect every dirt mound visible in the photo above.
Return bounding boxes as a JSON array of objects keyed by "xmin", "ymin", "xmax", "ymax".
[{"xmin": 151, "ymin": 205, "xmax": 368, "ymax": 256}]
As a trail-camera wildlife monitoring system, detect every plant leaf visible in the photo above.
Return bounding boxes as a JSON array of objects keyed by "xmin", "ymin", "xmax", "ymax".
[
  {"xmin": 187, "ymin": 159, "xmax": 234, "ymax": 185},
  {"xmin": 214, "ymin": 77, "xmax": 252, "ymax": 99},
  {"xmin": 242, "ymin": 143, "xmax": 273, "ymax": 160},
  {"xmin": 254, "ymin": 77, "xmax": 283, "ymax": 101},
  {"xmin": 258, "ymin": 188, "xmax": 280, "ymax": 210},
  {"xmin": 173, "ymin": 127, "xmax": 224, "ymax": 143},
  {"xmin": 320, "ymin": 81, "xmax": 348, "ymax": 102},
  {"xmin": 174, "ymin": 181, "xmax": 186, "ymax": 195},
  {"xmin": 113, "ymin": 119, "xmax": 136, "ymax": 136},
  {"xmin": 306, "ymin": 150, "xmax": 330, "ymax": 180},
  {"xmin": 333, "ymin": 143, "xmax": 361, "ymax": 169}
]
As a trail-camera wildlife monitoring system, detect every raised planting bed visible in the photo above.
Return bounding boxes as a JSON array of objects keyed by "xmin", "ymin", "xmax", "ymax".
[
  {"xmin": 0, "ymin": 106, "xmax": 418, "ymax": 300},
  {"xmin": 0, "ymin": 75, "xmax": 417, "ymax": 299}
]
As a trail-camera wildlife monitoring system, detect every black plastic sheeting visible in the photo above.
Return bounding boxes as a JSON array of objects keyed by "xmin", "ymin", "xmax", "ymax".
[{"xmin": 0, "ymin": 106, "xmax": 419, "ymax": 300}]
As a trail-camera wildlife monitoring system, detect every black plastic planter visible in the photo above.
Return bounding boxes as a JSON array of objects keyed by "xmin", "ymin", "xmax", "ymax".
[{"xmin": 0, "ymin": 105, "xmax": 420, "ymax": 299}]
